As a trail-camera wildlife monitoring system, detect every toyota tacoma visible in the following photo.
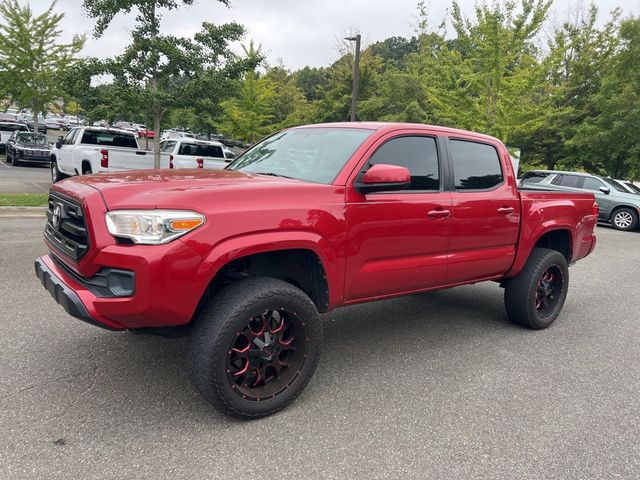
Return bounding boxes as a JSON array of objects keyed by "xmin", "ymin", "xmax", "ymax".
[{"xmin": 35, "ymin": 122, "xmax": 598, "ymax": 419}]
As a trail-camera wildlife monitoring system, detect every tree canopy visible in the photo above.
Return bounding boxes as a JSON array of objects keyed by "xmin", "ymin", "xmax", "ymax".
[{"xmin": 0, "ymin": 0, "xmax": 84, "ymax": 129}]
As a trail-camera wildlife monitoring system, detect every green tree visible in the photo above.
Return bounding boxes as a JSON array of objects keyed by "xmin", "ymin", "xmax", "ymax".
[
  {"xmin": 219, "ymin": 71, "xmax": 276, "ymax": 142},
  {"xmin": 82, "ymin": 0, "xmax": 235, "ymax": 167},
  {"xmin": 0, "ymin": 0, "xmax": 84, "ymax": 131},
  {"xmin": 571, "ymin": 17, "xmax": 640, "ymax": 179}
]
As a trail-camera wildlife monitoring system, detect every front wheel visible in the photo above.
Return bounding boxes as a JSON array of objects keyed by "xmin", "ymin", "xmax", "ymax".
[
  {"xmin": 611, "ymin": 208, "xmax": 638, "ymax": 231},
  {"xmin": 50, "ymin": 159, "xmax": 67, "ymax": 183},
  {"xmin": 504, "ymin": 248, "xmax": 569, "ymax": 329},
  {"xmin": 188, "ymin": 277, "xmax": 322, "ymax": 419}
]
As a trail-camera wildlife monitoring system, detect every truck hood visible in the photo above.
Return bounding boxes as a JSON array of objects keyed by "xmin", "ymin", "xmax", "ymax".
[{"xmin": 63, "ymin": 169, "xmax": 313, "ymax": 210}]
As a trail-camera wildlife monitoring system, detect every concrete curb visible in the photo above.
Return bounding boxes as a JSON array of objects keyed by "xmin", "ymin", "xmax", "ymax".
[{"xmin": 0, "ymin": 206, "xmax": 47, "ymax": 218}]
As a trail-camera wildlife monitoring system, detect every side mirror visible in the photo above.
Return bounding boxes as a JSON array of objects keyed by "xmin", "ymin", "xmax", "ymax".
[
  {"xmin": 599, "ymin": 186, "xmax": 611, "ymax": 195},
  {"xmin": 356, "ymin": 164, "xmax": 411, "ymax": 193},
  {"xmin": 56, "ymin": 136, "xmax": 63, "ymax": 148}
]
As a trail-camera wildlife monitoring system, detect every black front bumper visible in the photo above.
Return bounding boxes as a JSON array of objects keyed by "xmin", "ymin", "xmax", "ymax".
[{"xmin": 34, "ymin": 257, "xmax": 114, "ymax": 330}]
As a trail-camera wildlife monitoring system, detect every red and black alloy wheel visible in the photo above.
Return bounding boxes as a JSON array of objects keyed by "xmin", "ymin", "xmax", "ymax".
[
  {"xmin": 534, "ymin": 265, "xmax": 563, "ymax": 317},
  {"xmin": 227, "ymin": 308, "xmax": 308, "ymax": 401}
]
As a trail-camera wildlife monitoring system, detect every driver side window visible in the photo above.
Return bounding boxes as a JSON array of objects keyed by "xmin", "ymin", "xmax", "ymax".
[
  {"xmin": 63, "ymin": 129, "xmax": 78, "ymax": 145},
  {"xmin": 366, "ymin": 136, "xmax": 440, "ymax": 191},
  {"xmin": 581, "ymin": 177, "xmax": 604, "ymax": 191}
]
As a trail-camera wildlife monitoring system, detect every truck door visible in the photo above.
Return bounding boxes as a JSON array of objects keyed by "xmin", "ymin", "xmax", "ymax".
[
  {"xmin": 344, "ymin": 133, "xmax": 452, "ymax": 301},
  {"xmin": 446, "ymin": 138, "xmax": 521, "ymax": 283},
  {"xmin": 57, "ymin": 128, "xmax": 80, "ymax": 173}
]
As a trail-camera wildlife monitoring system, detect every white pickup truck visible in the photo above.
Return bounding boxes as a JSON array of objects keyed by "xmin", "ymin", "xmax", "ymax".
[
  {"xmin": 50, "ymin": 127, "xmax": 169, "ymax": 182},
  {"xmin": 160, "ymin": 138, "xmax": 230, "ymax": 170}
]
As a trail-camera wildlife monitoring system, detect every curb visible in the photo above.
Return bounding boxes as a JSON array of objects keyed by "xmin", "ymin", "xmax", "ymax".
[{"xmin": 0, "ymin": 206, "xmax": 47, "ymax": 218}]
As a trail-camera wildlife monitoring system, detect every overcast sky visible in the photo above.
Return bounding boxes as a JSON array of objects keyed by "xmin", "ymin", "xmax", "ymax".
[{"xmin": 32, "ymin": 0, "xmax": 640, "ymax": 69}]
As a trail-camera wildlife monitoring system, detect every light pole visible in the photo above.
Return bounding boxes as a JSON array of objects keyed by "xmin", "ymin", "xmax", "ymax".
[{"xmin": 345, "ymin": 34, "xmax": 361, "ymax": 122}]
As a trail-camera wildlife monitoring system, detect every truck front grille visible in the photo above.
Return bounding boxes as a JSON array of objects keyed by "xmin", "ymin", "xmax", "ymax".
[{"xmin": 45, "ymin": 192, "xmax": 89, "ymax": 261}]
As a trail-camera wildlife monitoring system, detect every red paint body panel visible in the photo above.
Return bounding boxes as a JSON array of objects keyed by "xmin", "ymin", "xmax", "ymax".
[{"xmin": 39, "ymin": 123, "xmax": 598, "ymax": 330}]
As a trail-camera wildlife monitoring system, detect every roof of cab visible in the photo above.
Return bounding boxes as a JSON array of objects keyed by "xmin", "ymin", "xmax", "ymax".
[{"xmin": 292, "ymin": 121, "xmax": 502, "ymax": 143}]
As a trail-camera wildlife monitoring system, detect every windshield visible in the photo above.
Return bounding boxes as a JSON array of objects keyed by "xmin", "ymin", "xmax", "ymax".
[
  {"xmin": 622, "ymin": 181, "xmax": 640, "ymax": 194},
  {"xmin": 227, "ymin": 127, "xmax": 374, "ymax": 184},
  {"xmin": 600, "ymin": 176, "xmax": 628, "ymax": 193},
  {"xmin": 16, "ymin": 133, "xmax": 48, "ymax": 144}
]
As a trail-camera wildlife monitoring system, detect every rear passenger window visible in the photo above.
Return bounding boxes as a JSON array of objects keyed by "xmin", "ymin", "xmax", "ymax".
[
  {"xmin": 551, "ymin": 174, "xmax": 582, "ymax": 188},
  {"xmin": 367, "ymin": 136, "xmax": 439, "ymax": 191},
  {"xmin": 521, "ymin": 171, "xmax": 550, "ymax": 184},
  {"xmin": 450, "ymin": 140, "xmax": 503, "ymax": 190}
]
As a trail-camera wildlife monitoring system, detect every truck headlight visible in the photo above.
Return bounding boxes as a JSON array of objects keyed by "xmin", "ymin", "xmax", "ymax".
[{"xmin": 105, "ymin": 210, "xmax": 205, "ymax": 244}]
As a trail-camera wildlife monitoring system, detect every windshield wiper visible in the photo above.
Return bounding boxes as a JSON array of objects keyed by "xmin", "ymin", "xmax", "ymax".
[{"xmin": 254, "ymin": 172, "xmax": 295, "ymax": 179}]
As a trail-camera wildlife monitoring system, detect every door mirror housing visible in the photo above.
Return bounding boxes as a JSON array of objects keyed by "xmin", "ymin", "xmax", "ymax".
[
  {"xmin": 356, "ymin": 164, "xmax": 411, "ymax": 193},
  {"xmin": 56, "ymin": 136, "xmax": 64, "ymax": 149},
  {"xmin": 599, "ymin": 186, "xmax": 611, "ymax": 195}
]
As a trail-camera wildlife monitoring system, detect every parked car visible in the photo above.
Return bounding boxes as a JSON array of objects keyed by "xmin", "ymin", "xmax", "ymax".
[
  {"xmin": 614, "ymin": 179, "xmax": 640, "ymax": 195},
  {"xmin": 25, "ymin": 117, "xmax": 48, "ymax": 134},
  {"xmin": 0, "ymin": 121, "xmax": 30, "ymax": 153},
  {"xmin": 5, "ymin": 132, "xmax": 52, "ymax": 166},
  {"xmin": 63, "ymin": 116, "xmax": 82, "ymax": 131},
  {"xmin": 161, "ymin": 129, "xmax": 195, "ymax": 141},
  {"xmin": 2, "ymin": 108, "xmax": 18, "ymax": 121},
  {"xmin": 49, "ymin": 127, "xmax": 169, "ymax": 182},
  {"xmin": 35, "ymin": 122, "xmax": 598, "ymax": 419},
  {"xmin": 160, "ymin": 138, "xmax": 226, "ymax": 169},
  {"xmin": 521, "ymin": 169, "xmax": 640, "ymax": 231},
  {"xmin": 134, "ymin": 124, "xmax": 155, "ymax": 139},
  {"xmin": 45, "ymin": 115, "xmax": 66, "ymax": 130}
]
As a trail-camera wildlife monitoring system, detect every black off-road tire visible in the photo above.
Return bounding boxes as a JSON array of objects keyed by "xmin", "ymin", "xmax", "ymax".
[
  {"xmin": 504, "ymin": 248, "xmax": 569, "ymax": 329},
  {"xmin": 187, "ymin": 277, "xmax": 322, "ymax": 419},
  {"xmin": 610, "ymin": 207, "xmax": 638, "ymax": 232}
]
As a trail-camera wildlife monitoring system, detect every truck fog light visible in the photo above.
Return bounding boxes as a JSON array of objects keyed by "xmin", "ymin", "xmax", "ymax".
[{"xmin": 107, "ymin": 270, "xmax": 135, "ymax": 297}]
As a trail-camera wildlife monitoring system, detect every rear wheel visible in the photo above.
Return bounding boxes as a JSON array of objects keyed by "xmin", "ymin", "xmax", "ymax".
[
  {"xmin": 504, "ymin": 248, "xmax": 569, "ymax": 329},
  {"xmin": 188, "ymin": 277, "xmax": 322, "ymax": 419},
  {"xmin": 611, "ymin": 208, "xmax": 638, "ymax": 231},
  {"xmin": 82, "ymin": 163, "xmax": 92, "ymax": 175}
]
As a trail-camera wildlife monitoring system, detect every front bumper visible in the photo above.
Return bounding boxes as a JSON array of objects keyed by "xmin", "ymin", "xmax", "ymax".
[
  {"xmin": 35, "ymin": 257, "xmax": 116, "ymax": 330},
  {"xmin": 35, "ymin": 239, "xmax": 214, "ymax": 330}
]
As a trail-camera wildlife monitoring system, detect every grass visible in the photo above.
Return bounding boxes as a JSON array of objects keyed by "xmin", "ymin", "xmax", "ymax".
[{"xmin": 0, "ymin": 193, "xmax": 49, "ymax": 207}]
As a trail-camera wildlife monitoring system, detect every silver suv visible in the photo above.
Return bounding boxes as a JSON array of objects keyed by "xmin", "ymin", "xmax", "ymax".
[{"xmin": 520, "ymin": 170, "xmax": 640, "ymax": 231}]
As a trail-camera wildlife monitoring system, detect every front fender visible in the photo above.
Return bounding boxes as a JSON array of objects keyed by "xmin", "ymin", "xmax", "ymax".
[{"xmin": 201, "ymin": 230, "xmax": 343, "ymax": 308}]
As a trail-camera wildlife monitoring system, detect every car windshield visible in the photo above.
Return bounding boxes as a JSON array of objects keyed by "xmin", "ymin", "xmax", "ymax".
[
  {"xmin": 227, "ymin": 127, "xmax": 374, "ymax": 184},
  {"xmin": 622, "ymin": 181, "xmax": 640, "ymax": 194},
  {"xmin": 600, "ymin": 176, "xmax": 628, "ymax": 193},
  {"xmin": 16, "ymin": 133, "xmax": 48, "ymax": 144}
]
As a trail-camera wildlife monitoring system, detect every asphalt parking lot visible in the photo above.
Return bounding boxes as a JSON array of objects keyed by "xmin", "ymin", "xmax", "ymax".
[
  {"xmin": 0, "ymin": 156, "xmax": 51, "ymax": 193},
  {"xmin": 1, "ymin": 219, "xmax": 639, "ymax": 479}
]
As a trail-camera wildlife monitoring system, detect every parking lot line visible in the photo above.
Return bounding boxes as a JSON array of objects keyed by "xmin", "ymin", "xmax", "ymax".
[{"xmin": 0, "ymin": 161, "xmax": 10, "ymax": 169}]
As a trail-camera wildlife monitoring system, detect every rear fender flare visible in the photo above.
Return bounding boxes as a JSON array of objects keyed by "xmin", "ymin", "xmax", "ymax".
[{"xmin": 505, "ymin": 222, "xmax": 575, "ymax": 278}]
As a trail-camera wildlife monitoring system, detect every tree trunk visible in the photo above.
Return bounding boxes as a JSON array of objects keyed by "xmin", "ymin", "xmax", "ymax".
[
  {"xmin": 33, "ymin": 102, "xmax": 39, "ymax": 133},
  {"xmin": 153, "ymin": 111, "xmax": 161, "ymax": 169}
]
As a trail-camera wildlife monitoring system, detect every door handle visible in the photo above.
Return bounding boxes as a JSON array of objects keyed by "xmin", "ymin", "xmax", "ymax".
[
  {"xmin": 497, "ymin": 207, "xmax": 514, "ymax": 214},
  {"xmin": 427, "ymin": 209, "xmax": 451, "ymax": 219}
]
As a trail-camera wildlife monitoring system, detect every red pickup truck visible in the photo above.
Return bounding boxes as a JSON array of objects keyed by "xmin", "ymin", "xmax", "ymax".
[{"xmin": 35, "ymin": 122, "xmax": 598, "ymax": 419}]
